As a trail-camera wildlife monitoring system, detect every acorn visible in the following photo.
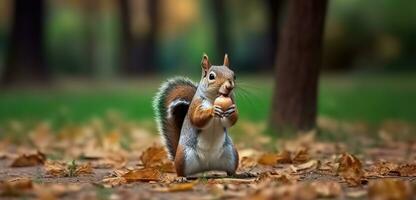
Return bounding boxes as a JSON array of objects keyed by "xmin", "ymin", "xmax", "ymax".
[{"xmin": 214, "ymin": 95, "xmax": 233, "ymax": 111}]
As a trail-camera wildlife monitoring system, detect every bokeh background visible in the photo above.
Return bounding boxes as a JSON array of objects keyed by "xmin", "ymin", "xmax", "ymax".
[{"xmin": 0, "ymin": 0, "xmax": 415, "ymax": 138}]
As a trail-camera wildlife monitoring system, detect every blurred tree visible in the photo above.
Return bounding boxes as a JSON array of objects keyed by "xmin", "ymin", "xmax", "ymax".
[
  {"xmin": 83, "ymin": 0, "xmax": 99, "ymax": 76},
  {"xmin": 264, "ymin": 0, "xmax": 284, "ymax": 70},
  {"xmin": 270, "ymin": 0, "xmax": 328, "ymax": 131},
  {"xmin": 211, "ymin": 0, "xmax": 228, "ymax": 59},
  {"xmin": 2, "ymin": 0, "xmax": 49, "ymax": 85},
  {"xmin": 119, "ymin": 0, "xmax": 158, "ymax": 75}
]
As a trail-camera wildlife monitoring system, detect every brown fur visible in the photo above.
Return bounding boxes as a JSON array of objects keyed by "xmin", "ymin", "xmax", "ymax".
[
  {"xmin": 228, "ymin": 109, "xmax": 239, "ymax": 126},
  {"xmin": 164, "ymin": 84, "xmax": 196, "ymax": 159},
  {"xmin": 189, "ymin": 98, "xmax": 214, "ymax": 128},
  {"xmin": 233, "ymin": 145, "xmax": 239, "ymax": 172},
  {"xmin": 174, "ymin": 144, "xmax": 186, "ymax": 176}
]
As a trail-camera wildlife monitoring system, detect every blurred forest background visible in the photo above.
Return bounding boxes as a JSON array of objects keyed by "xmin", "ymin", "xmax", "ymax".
[{"xmin": 0, "ymin": 0, "xmax": 415, "ymax": 132}]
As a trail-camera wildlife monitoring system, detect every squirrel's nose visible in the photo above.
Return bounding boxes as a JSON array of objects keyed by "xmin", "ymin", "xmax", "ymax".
[{"xmin": 225, "ymin": 81, "xmax": 234, "ymax": 90}]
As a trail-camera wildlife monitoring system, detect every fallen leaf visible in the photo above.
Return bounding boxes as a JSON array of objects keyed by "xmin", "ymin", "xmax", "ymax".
[
  {"xmin": 140, "ymin": 145, "xmax": 175, "ymax": 172},
  {"xmin": 392, "ymin": 164, "xmax": 416, "ymax": 177},
  {"xmin": 44, "ymin": 161, "xmax": 94, "ymax": 177},
  {"xmin": 346, "ymin": 190, "xmax": 367, "ymax": 198},
  {"xmin": 258, "ymin": 151, "xmax": 291, "ymax": 166},
  {"xmin": 74, "ymin": 163, "xmax": 94, "ymax": 176},
  {"xmin": 0, "ymin": 177, "xmax": 33, "ymax": 196},
  {"xmin": 291, "ymin": 160, "xmax": 318, "ymax": 173},
  {"xmin": 292, "ymin": 148, "xmax": 310, "ymax": 164},
  {"xmin": 310, "ymin": 181, "xmax": 342, "ymax": 198},
  {"xmin": 44, "ymin": 161, "xmax": 67, "ymax": 177},
  {"xmin": 365, "ymin": 161, "xmax": 398, "ymax": 177},
  {"xmin": 368, "ymin": 179, "xmax": 413, "ymax": 200},
  {"xmin": 337, "ymin": 153, "xmax": 365, "ymax": 186},
  {"xmin": 122, "ymin": 168, "xmax": 161, "ymax": 182},
  {"xmin": 240, "ymin": 156, "xmax": 257, "ymax": 170},
  {"xmin": 317, "ymin": 160, "xmax": 338, "ymax": 175},
  {"xmin": 257, "ymin": 172, "xmax": 298, "ymax": 185},
  {"xmin": 101, "ymin": 177, "xmax": 127, "ymax": 188},
  {"xmin": 140, "ymin": 145, "xmax": 168, "ymax": 167},
  {"xmin": 34, "ymin": 183, "xmax": 81, "ymax": 199},
  {"xmin": 365, "ymin": 162, "xmax": 416, "ymax": 177},
  {"xmin": 11, "ymin": 151, "xmax": 46, "ymax": 167},
  {"xmin": 247, "ymin": 183, "xmax": 317, "ymax": 200},
  {"xmin": 154, "ymin": 181, "xmax": 197, "ymax": 192}
]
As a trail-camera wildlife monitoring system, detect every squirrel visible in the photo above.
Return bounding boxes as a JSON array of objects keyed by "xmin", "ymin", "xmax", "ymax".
[{"xmin": 153, "ymin": 54, "xmax": 239, "ymax": 177}]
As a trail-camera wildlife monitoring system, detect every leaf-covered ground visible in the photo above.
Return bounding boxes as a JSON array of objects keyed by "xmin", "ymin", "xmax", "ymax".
[{"xmin": 0, "ymin": 117, "xmax": 415, "ymax": 200}]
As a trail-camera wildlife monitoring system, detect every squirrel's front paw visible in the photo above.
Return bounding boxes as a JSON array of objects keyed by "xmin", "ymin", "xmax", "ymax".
[
  {"xmin": 213, "ymin": 105, "xmax": 224, "ymax": 118},
  {"xmin": 223, "ymin": 104, "xmax": 236, "ymax": 117}
]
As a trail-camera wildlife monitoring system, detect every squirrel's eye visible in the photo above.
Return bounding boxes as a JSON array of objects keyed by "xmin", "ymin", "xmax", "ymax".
[{"xmin": 209, "ymin": 72, "xmax": 216, "ymax": 80}]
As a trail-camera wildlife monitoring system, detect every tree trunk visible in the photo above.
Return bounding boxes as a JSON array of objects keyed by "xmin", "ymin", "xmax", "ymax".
[
  {"xmin": 270, "ymin": 0, "xmax": 328, "ymax": 131},
  {"xmin": 83, "ymin": 0, "xmax": 99, "ymax": 76},
  {"xmin": 212, "ymin": 0, "xmax": 228, "ymax": 59},
  {"xmin": 119, "ymin": 0, "xmax": 132, "ymax": 74},
  {"xmin": 119, "ymin": 0, "xmax": 158, "ymax": 75},
  {"xmin": 263, "ymin": 0, "xmax": 284, "ymax": 70},
  {"xmin": 2, "ymin": 0, "xmax": 48, "ymax": 85}
]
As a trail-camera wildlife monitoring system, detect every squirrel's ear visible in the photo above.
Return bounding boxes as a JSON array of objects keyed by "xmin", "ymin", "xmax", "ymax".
[
  {"xmin": 201, "ymin": 53, "xmax": 211, "ymax": 76},
  {"xmin": 223, "ymin": 54, "xmax": 230, "ymax": 68}
]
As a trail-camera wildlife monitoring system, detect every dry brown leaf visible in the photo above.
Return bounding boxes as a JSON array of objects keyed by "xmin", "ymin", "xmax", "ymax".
[
  {"xmin": 346, "ymin": 190, "xmax": 367, "ymax": 198},
  {"xmin": 366, "ymin": 162, "xmax": 416, "ymax": 177},
  {"xmin": 91, "ymin": 152, "xmax": 127, "ymax": 169},
  {"xmin": 337, "ymin": 153, "xmax": 365, "ymax": 186},
  {"xmin": 44, "ymin": 161, "xmax": 67, "ymax": 177},
  {"xmin": 292, "ymin": 148, "xmax": 310, "ymax": 164},
  {"xmin": 101, "ymin": 177, "xmax": 127, "ymax": 188},
  {"xmin": 44, "ymin": 161, "xmax": 94, "ymax": 177},
  {"xmin": 368, "ymin": 179, "xmax": 413, "ymax": 200},
  {"xmin": 11, "ymin": 151, "xmax": 46, "ymax": 167},
  {"xmin": 257, "ymin": 172, "xmax": 298, "ymax": 185},
  {"xmin": 317, "ymin": 160, "xmax": 338, "ymax": 175},
  {"xmin": 310, "ymin": 181, "xmax": 342, "ymax": 198},
  {"xmin": 140, "ymin": 145, "xmax": 168, "ymax": 167},
  {"xmin": 33, "ymin": 184, "xmax": 81, "ymax": 199},
  {"xmin": 258, "ymin": 151, "xmax": 291, "ymax": 166},
  {"xmin": 247, "ymin": 183, "xmax": 317, "ymax": 200},
  {"xmin": 0, "ymin": 177, "xmax": 33, "ymax": 196},
  {"xmin": 291, "ymin": 160, "xmax": 319, "ymax": 173},
  {"xmin": 392, "ymin": 164, "xmax": 416, "ymax": 177},
  {"xmin": 140, "ymin": 145, "xmax": 175, "ymax": 172},
  {"xmin": 74, "ymin": 163, "xmax": 94, "ymax": 176},
  {"xmin": 240, "ymin": 156, "xmax": 257, "ymax": 170},
  {"xmin": 365, "ymin": 161, "xmax": 399, "ymax": 177},
  {"xmin": 154, "ymin": 181, "xmax": 197, "ymax": 192},
  {"xmin": 122, "ymin": 168, "xmax": 161, "ymax": 182}
]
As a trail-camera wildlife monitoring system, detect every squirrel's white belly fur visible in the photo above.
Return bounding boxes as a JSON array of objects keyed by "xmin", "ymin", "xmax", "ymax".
[{"xmin": 184, "ymin": 118, "xmax": 235, "ymax": 175}]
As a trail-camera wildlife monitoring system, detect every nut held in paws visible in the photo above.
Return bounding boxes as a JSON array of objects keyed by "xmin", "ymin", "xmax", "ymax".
[{"xmin": 214, "ymin": 95, "xmax": 233, "ymax": 111}]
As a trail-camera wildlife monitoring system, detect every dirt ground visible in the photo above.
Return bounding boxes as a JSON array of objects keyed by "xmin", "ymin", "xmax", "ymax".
[{"xmin": 0, "ymin": 120, "xmax": 415, "ymax": 200}]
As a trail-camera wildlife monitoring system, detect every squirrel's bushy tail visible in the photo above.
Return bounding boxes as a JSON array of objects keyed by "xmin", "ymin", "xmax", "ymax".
[{"xmin": 153, "ymin": 77, "xmax": 197, "ymax": 160}]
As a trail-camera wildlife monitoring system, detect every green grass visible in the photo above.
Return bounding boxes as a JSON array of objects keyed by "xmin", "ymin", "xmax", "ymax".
[{"xmin": 0, "ymin": 74, "xmax": 415, "ymax": 128}]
